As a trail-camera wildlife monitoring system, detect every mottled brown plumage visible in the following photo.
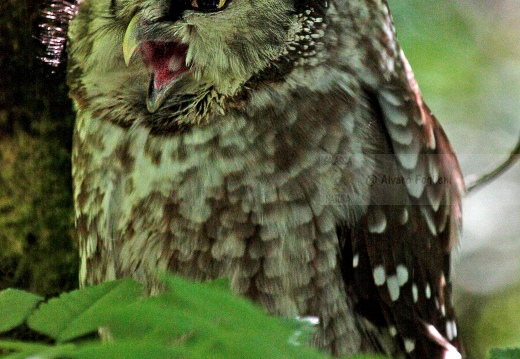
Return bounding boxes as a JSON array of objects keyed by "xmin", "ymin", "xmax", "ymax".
[{"xmin": 67, "ymin": 0, "xmax": 465, "ymax": 357}]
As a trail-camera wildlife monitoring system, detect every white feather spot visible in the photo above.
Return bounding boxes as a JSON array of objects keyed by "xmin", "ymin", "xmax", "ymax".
[
  {"xmin": 387, "ymin": 275, "xmax": 400, "ymax": 301},
  {"xmin": 420, "ymin": 206, "xmax": 438, "ymax": 236},
  {"xmin": 400, "ymin": 207, "xmax": 409, "ymax": 224},
  {"xmin": 404, "ymin": 338, "xmax": 415, "ymax": 353},
  {"xmin": 429, "ymin": 155, "xmax": 440, "ymax": 183},
  {"xmin": 296, "ymin": 316, "xmax": 320, "ymax": 326},
  {"xmin": 440, "ymin": 273, "xmax": 446, "ymax": 287},
  {"xmin": 441, "ymin": 304, "xmax": 446, "ymax": 317},
  {"xmin": 446, "ymin": 321, "xmax": 454, "ymax": 341},
  {"xmin": 426, "ymin": 324, "xmax": 462, "ymax": 359},
  {"xmin": 425, "ymin": 283, "xmax": 432, "ymax": 299},
  {"xmin": 412, "ymin": 283, "xmax": 419, "ymax": 303},
  {"xmin": 443, "ymin": 347, "xmax": 462, "ymax": 359},
  {"xmin": 368, "ymin": 209, "xmax": 387, "ymax": 234},
  {"xmin": 373, "ymin": 265, "xmax": 386, "ymax": 286},
  {"xmin": 396, "ymin": 264, "xmax": 409, "ymax": 286},
  {"xmin": 290, "ymin": 316, "xmax": 320, "ymax": 347},
  {"xmin": 379, "ymin": 89, "xmax": 402, "ymax": 107},
  {"xmin": 389, "ymin": 325, "xmax": 397, "ymax": 337},
  {"xmin": 397, "ymin": 151, "xmax": 420, "ymax": 171},
  {"xmin": 352, "ymin": 253, "xmax": 360, "ymax": 268},
  {"xmin": 387, "ymin": 120, "xmax": 413, "ymax": 145},
  {"xmin": 427, "ymin": 324, "xmax": 445, "ymax": 343},
  {"xmin": 452, "ymin": 321, "xmax": 458, "ymax": 338}
]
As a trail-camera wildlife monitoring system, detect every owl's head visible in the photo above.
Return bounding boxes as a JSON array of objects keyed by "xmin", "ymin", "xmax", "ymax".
[{"xmin": 66, "ymin": 0, "xmax": 328, "ymax": 129}]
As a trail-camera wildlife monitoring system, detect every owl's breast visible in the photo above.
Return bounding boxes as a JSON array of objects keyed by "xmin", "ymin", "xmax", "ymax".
[{"xmin": 73, "ymin": 78, "xmax": 377, "ymax": 295}]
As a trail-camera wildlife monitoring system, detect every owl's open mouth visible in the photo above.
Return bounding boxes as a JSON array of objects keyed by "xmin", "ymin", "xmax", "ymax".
[
  {"xmin": 123, "ymin": 15, "xmax": 190, "ymax": 113},
  {"xmin": 141, "ymin": 41, "xmax": 188, "ymax": 90},
  {"xmin": 141, "ymin": 41, "xmax": 189, "ymax": 113}
]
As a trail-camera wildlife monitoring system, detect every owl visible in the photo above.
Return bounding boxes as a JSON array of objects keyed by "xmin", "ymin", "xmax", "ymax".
[{"xmin": 66, "ymin": 0, "xmax": 465, "ymax": 357}]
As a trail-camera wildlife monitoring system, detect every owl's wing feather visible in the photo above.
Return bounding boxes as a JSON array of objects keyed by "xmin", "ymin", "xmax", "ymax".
[{"xmin": 340, "ymin": 51, "xmax": 464, "ymax": 358}]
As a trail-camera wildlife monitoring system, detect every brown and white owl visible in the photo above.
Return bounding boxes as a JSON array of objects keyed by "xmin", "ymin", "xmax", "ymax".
[{"xmin": 64, "ymin": 0, "xmax": 465, "ymax": 357}]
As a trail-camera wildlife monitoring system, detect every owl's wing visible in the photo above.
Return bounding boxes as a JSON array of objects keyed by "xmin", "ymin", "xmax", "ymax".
[{"xmin": 339, "ymin": 53, "xmax": 465, "ymax": 358}]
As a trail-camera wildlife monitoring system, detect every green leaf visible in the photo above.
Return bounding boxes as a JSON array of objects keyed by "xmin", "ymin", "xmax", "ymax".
[
  {"xmin": 0, "ymin": 275, "xmax": 390, "ymax": 359},
  {"xmin": 69, "ymin": 340, "xmax": 189, "ymax": 359},
  {"xmin": 97, "ymin": 275, "xmax": 330, "ymax": 359},
  {"xmin": 0, "ymin": 343, "xmax": 77, "ymax": 359},
  {"xmin": 0, "ymin": 289, "xmax": 43, "ymax": 333},
  {"xmin": 0, "ymin": 340, "xmax": 56, "ymax": 359},
  {"xmin": 27, "ymin": 279, "xmax": 142, "ymax": 343},
  {"xmin": 489, "ymin": 348, "xmax": 520, "ymax": 359},
  {"xmin": 0, "ymin": 275, "xmax": 329, "ymax": 358}
]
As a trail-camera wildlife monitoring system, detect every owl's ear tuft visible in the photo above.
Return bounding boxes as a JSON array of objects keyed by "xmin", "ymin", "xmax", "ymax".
[{"xmin": 38, "ymin": 0, "xmax": 79, "ymax": 71}]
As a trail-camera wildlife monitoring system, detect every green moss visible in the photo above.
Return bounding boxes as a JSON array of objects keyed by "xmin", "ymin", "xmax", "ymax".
[{"xmin": 0, "ymin": 0, "xmax": 77, "ymax": 296}]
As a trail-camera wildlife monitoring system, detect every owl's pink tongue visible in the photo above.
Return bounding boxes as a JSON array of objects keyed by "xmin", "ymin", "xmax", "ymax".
[{"xmin": 141, "ymin": 41, "xmax": 188, "ymax": 89}]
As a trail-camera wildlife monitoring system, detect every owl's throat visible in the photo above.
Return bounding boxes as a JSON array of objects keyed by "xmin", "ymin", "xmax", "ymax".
[{"xmin": 141, "ymin": 41, "xmax": 189, "ymax": 112}]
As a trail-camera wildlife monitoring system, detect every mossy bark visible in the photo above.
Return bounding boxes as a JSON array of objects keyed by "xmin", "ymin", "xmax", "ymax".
[{"xmin": 0, "ymin": 0, "xmax": 77, "ymax": 296}]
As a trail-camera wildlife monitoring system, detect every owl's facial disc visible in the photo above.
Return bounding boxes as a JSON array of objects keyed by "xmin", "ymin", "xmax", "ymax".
[{"xmin": 123, "ymin": 14, "xmax": 189, "ymax": 113}]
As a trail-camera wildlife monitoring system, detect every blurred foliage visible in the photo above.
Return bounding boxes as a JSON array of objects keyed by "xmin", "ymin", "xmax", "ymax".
[
  {"xmin": 473, "ymin": 285, "xmax": 520, "ymax": 358},
  {"xmin": 489, "ymin": 348, "xmax": 520, "ymax": 359},
  {"xmin": 389, "ymin": 0, "xmax": 520, "ymax": 131},
  {"xmin": 390, "ymin": 0, "xmax": 480, "ymax": 99},
  {"xmin": 0, "ymin": 0, "xmax": 77, "ymax": 296}
]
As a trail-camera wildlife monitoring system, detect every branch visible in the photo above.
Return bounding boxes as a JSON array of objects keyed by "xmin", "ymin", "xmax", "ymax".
[{"xmin": 465, "ymin": 132, "xmax": 520, "ymax": 193}]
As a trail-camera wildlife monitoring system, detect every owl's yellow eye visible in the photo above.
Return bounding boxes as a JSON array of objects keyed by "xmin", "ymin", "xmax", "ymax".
[{"xmin": 190, "ymin": 0, "xmax": 228, "ymax": 12}]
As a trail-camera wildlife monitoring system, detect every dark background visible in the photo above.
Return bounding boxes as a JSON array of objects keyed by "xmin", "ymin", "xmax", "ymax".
[
  {"xmin": 0, "ymin": 0, "xmax": 76, "ymax": 296},
  {"xmin": 1, "ymin": 0, "xmax": 519, "ymax": 357}
]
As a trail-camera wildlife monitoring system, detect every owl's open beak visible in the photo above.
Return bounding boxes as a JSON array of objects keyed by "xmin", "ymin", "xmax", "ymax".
[
  {"xmin": 123, "ymin": 15, "xmax": 140, "ymax": 66},
  {"xmin": 123, "ymin": 14, "xmax": 189, "ymax": 113}
]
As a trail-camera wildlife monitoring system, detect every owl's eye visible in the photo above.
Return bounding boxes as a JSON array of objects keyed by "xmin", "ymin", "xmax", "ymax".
[{"xmin": 190, "ymin": 0, "xmax": 228, "ymax": 12}]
